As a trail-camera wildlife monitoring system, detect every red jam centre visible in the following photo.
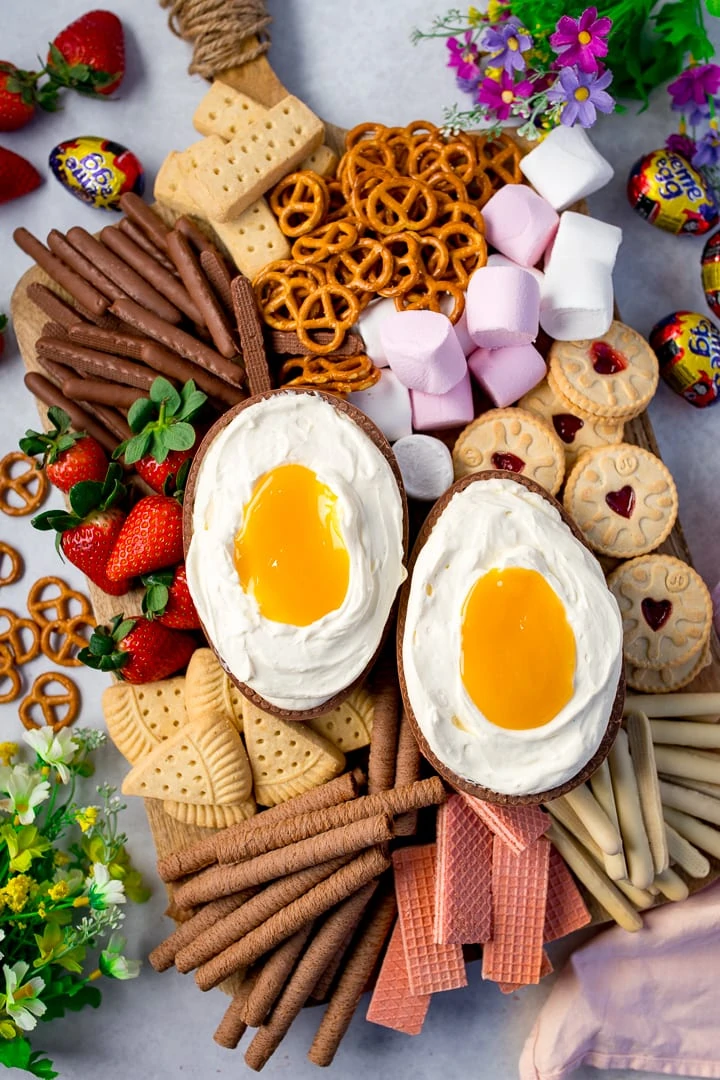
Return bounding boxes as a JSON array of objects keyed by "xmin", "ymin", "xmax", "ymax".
[
  {"xmin": 605, "ymin": 486, "xmax": 636, "ymax": 519},
  {"xmin": 641, "ymin": 598, "xmax": 672, "ymax": 631},
  {"xmin": 491, "ymin": 452, "xmax": 525, "ymax": 473},
  {"xmin": 553, "ymin": 413, "xmax": 584, "ymax": 444},
  {"xmin": 591, "ymin": 341, "xmax": 627, "ymax": 375}
]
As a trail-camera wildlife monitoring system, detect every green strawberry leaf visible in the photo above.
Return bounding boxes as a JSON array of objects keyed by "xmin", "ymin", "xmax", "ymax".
[
  {"xmin": 68, "ymin": 479, "xmax": 104, "ymax": 519},
  {"xmin": 142, "ymin": 583, "xmax": 169, "ymax": 618},
  {"xmin": 707, "ymin": 0, "xmax": 720, "ymax": 14},
  {"xmin": 163, "ymin": 422, "xmax": 196, "ymax": 452},
  {"xmin": 123, "ymin": 431, "xmax": 153, "ymax": 465},
  {"xmin": 150, "ymin": 377, "xmax": 181, "ymax": 413},
  {"xmin": 19, "ymin": 435, "xmax": 50, "ymax": 457},
  {"xmin": 31, "ymin": 509, "xmax": 77, "ymax": 532},
  {"xmin": 47, "ymin": 405, "xmax": 70, "ymax": 432},
  {"xmin": 128, "ymin": 396, "xmax": 157, "ymax": 434},
  {"xmin": 150, "ymin": 431, "xmax": 170, "ymax": 465},
  {"xmin": 0, "ymin": 314, "xmax": 7, "ymax": 334}
]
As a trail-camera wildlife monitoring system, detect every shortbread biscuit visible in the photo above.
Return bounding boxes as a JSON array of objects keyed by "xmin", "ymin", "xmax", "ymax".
[
  {"xmin": 185, "ymin": 648, "xmax": 244, "ymax": 732},
  {"xmin": 103, "ymin": 678, "xmax": 187, "ymax": 764},
  {"xmin": 193, "ymin": 82, "xmax": 269, "ymax": 139},
  {"xmin": 300, "ymin": 144, "xmax": 339, "ymax": 177},
  {"xmin": 121, "ymin": 712, "xmax": 253, "ymax": 804},
  {"xmin": 626, "ymin": 641, "xmax": 712, "ymax": 693},
  {"xmin": 548, "ymin": 321, "xmax": 659, "ymax": 420},
  {"xmin": 154, "ymin": 151, "xmax": 205, "ymax": 217},
  {"xmin": 242, "ymin": 699, "xmax": 345, "ymax": 807},
  {"xmin": 452, "ymin": 407, "xmax": 565, "ymax": 495},
  {"xmin": 164, "ymin": 798, "xmax": 257, "ymax": 828},
  {"xmin": 519, "ymin": 377, "xmax": 624, "ymax": 469},
  {"xmin": 307, "ymin": 686, "xmax": 375, "ymax": 751},
  {"xmin": 210, "ymin": 198, "xmax": 291, "ymax": 279},
  {"xmin": 563, "ymin": 444, "xmax": 678, "ymax": 558},
  {"xmin": 608, "ymin": 555, "xmax": 712, "ymax": 671}
]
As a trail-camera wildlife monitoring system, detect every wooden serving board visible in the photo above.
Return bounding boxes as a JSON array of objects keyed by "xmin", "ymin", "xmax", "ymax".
[{"xmin": 10, "ymin": 48, "xmax": 720, "ymax": 930}]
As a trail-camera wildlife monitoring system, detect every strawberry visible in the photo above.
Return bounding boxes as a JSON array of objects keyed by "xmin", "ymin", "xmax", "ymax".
[
  {"xmin": 142, "ymin": 564, "xmax": 200, "ymax": 630},
  {"xmin": 79, "ymin": 613, "xmax": 196, "ymax": 683},
  {"xmin": 20, "ymin": 406, "xmax": 108, "ymax": 492},
  {"xmin": 47, "ymin": 11, "xmax": 125, "ymax": 97},
  {"xmin": 115, "ymin": 376, "xmax": 207, "ymax": 493},
  {"xmin": 0, "ymin": 315, "xmax": 6, "ymax": 359},
  {"xmin": 32, "ymin": 463, "xmax": 132, "ymax": 596},
  {"xmin": 0, "ymin": 146, "xmax": 42, "ymax": 205},
  {"xmin": 105, "ymin": 493, "xmax": 184, "ymax": 582}
]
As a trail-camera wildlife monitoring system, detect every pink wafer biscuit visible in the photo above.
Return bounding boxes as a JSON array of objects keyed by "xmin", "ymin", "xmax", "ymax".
[
  {"xmin": 498, "ymin": 949, "xmax": 553, "ymax": 994},
  {"xmin": 481, "ymin": 836, "xmax": 550, "ymax": 986},
  {"xmin": 435, "ymin": 794, "xmax": 493, "ymax": 945},
  {"xmin": 461, "ymin": 795, "xmax": 548, "ymax": 854},
  {"xmin": 393, "ymin": 844, "xmax": 467, "ymax": 996},
  {"xmin": 366, "ymin": 921, "xmax": 430, "ymax": 1035},
  {"xmin": 543, "ymin": 845, "xmax": 591, "ymax": 943}
]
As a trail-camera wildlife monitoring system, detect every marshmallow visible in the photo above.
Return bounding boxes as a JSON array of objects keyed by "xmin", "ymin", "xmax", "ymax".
[
  {"xmin": 410, "ymin": 369, "xmax": 474, "ymax": 431},
  {"xmin": 487, "ymin": 252, "xmax": 544, "ymax": 286},
  {"xmin": 481, "ymin": 184, "xmax": 559, "ymax": 267},
  {"xmin": 440, "ymin": 293, "xmax": 474, "ymax": 356},
  {"xmin": 392, "ymin": 434, "xmax": 454, "ymax": 502},
  {"xmin": 520, "ymin": 125, "xmax": 614, "ymax": 211},
  {"xmin": 347, "ymin": 369, "xmax": 413, "ymax": 444},
  {"xmin": 468, "ymin": 344, "xmax": 546, "ymax": 408},
  {"xmin": 545, "ymin": 211, "xmax": 622, "ymax": 272},
  {"xmin": 354, "ymin": 297, "xmax": 397, "ymax": 367},
  {"xmin": 540, "ymin": 255, "xmax": 614, "ymax": 341},
  {"xmin": 466, "ymin": 266, "xmax": 540, "ymax": 348},
  {"xmin": 379, "ymin": 310, "xmax": 467, "ymax": 394}
]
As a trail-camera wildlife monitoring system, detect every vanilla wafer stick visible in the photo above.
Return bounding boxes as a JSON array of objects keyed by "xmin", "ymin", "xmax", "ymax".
[
  {"xmin": 367, "ymin": 660, "xmax": 400, "ymax": 796},
  {"xmin": 660, "ymin": 779, "xmax": 720, "ymax": 825},
  {"xmin": 561, "ymin": 784, "xmax": 622, "ymax": 855},
  {"xmin": 588, "ymin": 760, "xmax": 628, "ymax": 881},
  {"xmin": 663, "ymin": 807, "xmax": 720, "ymax": 860},
  {"xmin": 241, "ymin": 924, "xmax": 314, "ymax": 1028},
  {"xmin": 664, "ymin": 822, "xmax": 711, "ymax": 878},
  {"xmin": 545, "ymin": 797, "xmax": 625, "ymax": 881},
  {"xmin": 148, "ymin": 890, "xmax": 257, "ymax": 972},
  {"xmin": 626, "ymin": 712, "xmax": 668, "ymax": 874},
  {"xmin": 660, "ymin": 775, "xmax": 720, "ymax": 799},
  {"xmin": 653, "ymin": 866, "xmax": 689, "ymax": 902},
  {"xmin": 625, "ymin": 693, "xmax": 720, "ymax": 719},
  {"xmin": 609, "ymin": 729, "xmax": 655, "ymax": 890},
  {"xmin": 653, "ymin": 746, "xmax": 720, "ymax": 785},
  {"xmin": 213, "ymin": 971, "xmax": 256, "ymax": 1049},
  {"xmin": 651, "ymin": 720, "xmax": 720, "ymax": 749},
  {"xmin": 393, "ymin": 709, "xmax": 422, "ymax": 837}
]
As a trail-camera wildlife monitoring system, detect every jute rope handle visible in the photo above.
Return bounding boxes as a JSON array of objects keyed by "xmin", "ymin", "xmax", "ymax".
[{"xmin": 158, "ymin": 0, "xmax": 272, "ymax": 78}]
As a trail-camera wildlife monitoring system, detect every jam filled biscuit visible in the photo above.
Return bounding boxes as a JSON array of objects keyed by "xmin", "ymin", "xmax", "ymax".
[
  {"xmin": 548, "ymin": 321, "xmax": 659, "ymax": 420},
  {"xmin": 519, "ymin": 377, "xmax": 624, "ymax": 469},
  {"xmin": 452, "ymin": 407, "xmax": 565, "ymax": 495},
  {"xmin": 607, "ymin": 554, "xmax": 712, "ymax": 671},
  {"xmin": 626, "ymin": 641, "xmax": 712, "ymax": 693},
  {"xmin": 563, "ymin": 444, "xmax": 678, "ymax": 558}
]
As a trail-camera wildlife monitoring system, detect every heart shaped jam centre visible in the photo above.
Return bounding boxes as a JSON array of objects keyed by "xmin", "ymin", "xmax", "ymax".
[
  {"xmin": 491, "ymin": 452, "xmax": 525, "ymax": 474},
  {"xmin": 592, "ymin": 341, "xmax": 627, "ymax": 375},
  {"xmin": 605, "ymin": 485, "xmax": 636, "ymax": 519},
  {"xmin": 641, "ymin": 597, "xmax": 672, "ymax": 632},
  {"xmin": 553, "ymin": 413, "xmax": 584, "ymax": 444}
]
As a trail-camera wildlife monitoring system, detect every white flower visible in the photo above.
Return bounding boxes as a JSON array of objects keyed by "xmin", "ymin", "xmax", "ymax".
[
  {"xmin": 1, "ymin": 962, "xmax": 46, "ymax": 1032},
  {"xmin": 99, "ymin": 933, "xmax": 141, "ymax": 980},
  {"xmin": 0, "ymin": 766, "xmax": 51, "ymax": 825},
  {"xmin": 0, "ymin": 928, "xmax": 6, "ymax": 965},
  {"xmin": 23, "ymin": 729, "xmax": 79, "ymax": 784},
  {"xmin": 86, "ymin": 864, "xmax": 126, "ymax": 910}
]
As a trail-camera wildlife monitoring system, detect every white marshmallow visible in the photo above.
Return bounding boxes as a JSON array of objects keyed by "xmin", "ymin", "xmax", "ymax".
[
  {"xmin": 392, "ymin": 434, "xmax": 454, "ymax": 502},
  {"xmin": 354, "ymin": 297, "xmax": 397, "ymax": 367},
  {"xmin": 466, "ymin": 265, "xmax": 540, "ymax": 348},
  {"xmin": 545, "ymin": 211, "xmax": 622, "ymax": 272},
  {"xmin": 347, "ymin": 369, "xmax": 412, "ymax": 444},
  {"xmin": 520, "ymin": 126, "xmax": 614, "ymax": 211},
  {"xmin": 540, "ymin": 255, "xmax": 614, "ymax": 341},
  {"xmin": 487, "ymin": 252, "xmax": 544, "ymax": 285}
]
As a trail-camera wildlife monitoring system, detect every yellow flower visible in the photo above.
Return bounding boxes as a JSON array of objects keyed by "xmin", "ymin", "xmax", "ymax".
[
  {"xmin": 53, "ymin": 851, "xmax": 70, "ymax": 868},
  {"xmin": 73, "ymin": 896, "xmax": 90, "ymax": 908},
  {"xmin": 2, "ymin": 875, "xmax": 33, "ymax": 913},
  {"xmin": 47, "ymin": 881, "xmax": 69, "ymax": 902},
  {"xmin": 468, "ymin": 5, "xmax": 487, "ymax": 26},
  {"xmin": 0, "ymin": 744, "xmax": 18, "ymax": 767},
  {"xmin": 75, "ymin": 807, "xmax": 98, "ymax": 833},
  {"xmin": 37, "ymin": 902, "xmax": 47, "ymax": 920},
  {"xmin": 0, "ymin": 1020, "xmax": 17, "ymax": 1040},
  {"xmin": 484, "ymin": 66, "xmax": 503, "ymax": 82}
]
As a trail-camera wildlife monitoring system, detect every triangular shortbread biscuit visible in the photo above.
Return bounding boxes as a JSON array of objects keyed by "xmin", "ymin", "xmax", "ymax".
[
  {"xmin": 308, "ymin": 687, "xmax": 374, "ymax": 752},
  {"xmin": 184, "ymin": 648, "xmax": 244, "ymax": 732},
  {"xmin": 164, "ymin": 798, "xmax": 257, "ymax": 829},
  {"xmin": 103, "ymin": 678, "xmax": 187, "ymax": 764}
]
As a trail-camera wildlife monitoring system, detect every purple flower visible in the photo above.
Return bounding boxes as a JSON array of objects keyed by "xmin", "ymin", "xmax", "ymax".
[
  {"xmin": 668, "ymin": 64, "xmax": 720, "ymax": 110},
  {"xmin": 665, "ymin": 132, "xmax": 698, "ymax": 161},
  {"xmin": 673, "ymin": 100, "xmax": 712, "ymax": 127},
  {"xmin": 447, "ymin": 31, "xmax": 481, "ymax": 83},
  {"xmin": 482, "ymin": 17, "xmax": 533, "ymax": 74},
  {"xmin": 692, "ymin": 130, "xmax": 720, "ymax": 169},
  {"xmin": 547, "ymin": 65, "xmax": 615, "ymax": 127},
  {"xmin": 476, "ymin": 71, "xmax": 533, "ymax": 121},
  {"xmin": 550, "ymin": 7, "xmax": 612, "ymax": 73}
]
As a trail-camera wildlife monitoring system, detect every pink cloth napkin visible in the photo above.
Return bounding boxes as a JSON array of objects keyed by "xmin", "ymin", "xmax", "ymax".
[{"xmin": 520, "ymin": 881, "xmax": 720, "ymax": 1080}]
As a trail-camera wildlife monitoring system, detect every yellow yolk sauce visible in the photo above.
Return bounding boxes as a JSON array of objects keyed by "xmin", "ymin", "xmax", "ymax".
[
  {"xmin": 460, "ymin": 566, "xmax": 576, "ymax": 730},
  {"xmin": 233, "ymin": 463, "xmax": 349, "ymax": 626}
]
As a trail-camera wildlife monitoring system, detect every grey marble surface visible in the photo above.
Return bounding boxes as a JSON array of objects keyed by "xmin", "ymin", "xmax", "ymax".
[{"xmin": 0, "ymin": 1, "xmax": 718, "ymax": 1077}]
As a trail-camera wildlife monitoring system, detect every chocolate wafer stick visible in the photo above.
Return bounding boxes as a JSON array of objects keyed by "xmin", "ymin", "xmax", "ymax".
[
  {"xmin": 309, "ymin": 923, "xmax": 355, "ymax": 1002},
  {"xmin": 110, "ymin": 297, "xmax": 244, "ymax": 387},
  {"xmin": 307, "ymin": 886, "xmax": 397, "ymax": 1067},
  {"xmin": 118, "ymin": 217, "xmax": 177, "ymax": 272},
  {"xmin": 175, "ymin": 814, "xmax": 393, "ymax": 908},
  {"xmin": 27, "ymin": 282, "xmax": 86, "ymax": 330},
  {"xmin": 270, "ymin": 329, "xmax": 365, "ymax": 356},
  {"xmin": 244, "ymin": 884, "xmax": 378, "ymax": 1070},
  {"xmin": 41, "ymin": 321, "xmax": 69, "ymax": 340},
  {"xmin": 176, "ymin": 857, "xmax": 353, "ymax": 975},
  {"xmin": 119, "ymin": 193, "xmax": 170, "ymax": 252},
  {"xmin": 200, "ymin": 248, "xmax": 234, "ymax": 314},
  {"xmin": 394, "ymin": 710, "xmax": 422, "ymax": 837},
  {"xmin": 214, "ymin": 972, "xmax": 256, "ymax": 1050},
  {"xmin": 62, "ymin": 376, "xmax": 141, "ymax": 410},
  {"xmin": 175, "ymin": 214, "xmax": 217, "ymax": 254},
  {"xmin": 195, "ymin": 847, "xmax": 391, "ymax": 991},
  {"xmin": 368, "ymin": 660, "xmax": 400, "ymax": 796},
  {"xmin": 68, "ymin": 324, "xmax": 146, "ymax": 361},
  {"xmin": 157, "ymin": 770, "xmax": 365, "ymax": 883},
  {"xmin": 139, "ymin": 341, "xmax": 244, "ymax": 407},
  {"xmin": 36, "ymin": 337, "xmax": 156, "ymax": 391},
  {"xmin": 167, "ymin": 230, "xmax": 238, "ymax": 358},
  {"xmin": 231, "ymin": 274, "xmax": 272, "ymax": 395},
  {"xmin": 24, "ymin": 372, "xmax": 117, "ymax": 454},
  {"xmin": 241, "ymin": 923, "xmax": 314, "ymax": 1028},
  {"xmin": 93, "ymin": 405, "xmax": 132, "ymax": 441},
  {"xmin": 14, "ymin": 228, "xmax": 109, "ymax": 319},
  {"xmin": 47, "ymin": 230, "xmax": 127, "ymax": 302},
  {"xmin": 36, "ymin": 354, "xmax": 72, "ymax": 388},
  {"xmin": 149, "ymin": 891, "xmax": 256, "ymax": 973},
  {"xmin": 102, "ymin": 226, "xmax": 205, "ymax": 326}
]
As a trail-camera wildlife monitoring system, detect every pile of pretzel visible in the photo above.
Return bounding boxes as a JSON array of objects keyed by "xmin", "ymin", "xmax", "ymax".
[{"xmin": 254, "ymin": 123, "xmax": 523, "ymax": 393}]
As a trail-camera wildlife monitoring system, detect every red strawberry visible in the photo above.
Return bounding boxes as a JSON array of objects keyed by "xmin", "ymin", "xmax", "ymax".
[
  {"xmin": 0, "ymin": 146, "xmax": 42, "ymax": 205},
  {"xmin": 135, "ymin": 447, "xmax": 195, "ymax": 495},
  {"xmin": 105, "ymin": 494, "xmax": 184, "ymax": 582},
  {"xmin": 20, "ymin": 406, "xmax": 108, "ymax": 492},
  {"xmin": 0, "ymin": 63, "xmax": 37, "ymax": 131},
  {"xmin": 79, "ymin": 614, "xmax": 196, "ymax": 683},
  {"xmin": 32, "ymin": 463, "xmax": 132, "ymax": 596},
  {"xmin": 142, "ymin": 564, "xmax": 200, "ymax": 630},
  {"xmin": 0, "ymin": 315, "xmax": 6, "ymax": 359},
  {"xmin": 47, "ymin": 11, "xmax": 125, "ymax": 97},
  {"xmin": 115, "ymin": 376, "xmax": 207, "ymax": 492}
]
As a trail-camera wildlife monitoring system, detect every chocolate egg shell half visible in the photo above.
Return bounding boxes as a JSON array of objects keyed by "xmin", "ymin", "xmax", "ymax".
[
  {"xmin": 649, "ymin": 310, "xmax": 720, "ymax": 408},
  {"xmin": 49, "ymin": 136, "xmax": 144, "ymax": 210},
  {"xmin": 627, "ymin": 150, "xmax": 718, "ymax": 236}
]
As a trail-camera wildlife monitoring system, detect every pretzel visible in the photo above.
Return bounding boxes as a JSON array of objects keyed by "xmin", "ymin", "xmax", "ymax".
[
  {"xmin": 395, "ymin": 276, "xmax": 465, "ymax": 322},
  {"xmin": 326, "ymin": 179, "xmax": 352, "ymax": 222},
  {"xmin": 0, "ymin": 542, "xmax": 23, "ymax": 587},
  {"xmin": 365, "ymin": 178, "xmax": 438, "ymax": 235},
  {"xmin": 0, "ymin": 608, "xmax": 40, "ymax": 665},
  {"xmin": 423, "ymin": 168, "xmax": 468, "ymax": 203},
  {"xmin": 377, "ymin": 232, "xmax": 423, "ymax": 297},
  {"xmin": 291, "ymin": 219, "xmax": 361, "ymax": 264},
  {"xmin": 19, "ymin": 672, "xmax": 80, "ymax": 732},
  {"xmin": 40, "ymin": 614, "xmax": 96, "ymax": 667},
  {"xmin": 434, "ymin": 197, "xmax": 486, "ymax": 234},
  {"xmin": 325, "ymin": 238, "xmax": 394, "ymax": 293},
  {"xmin": 378, "ymin": 128, "xmax": 415, "ymax": 174},
  {"xmin": 27, "ymin": 577, "xmax": 92, "ymax": 628},
  {"xmin": 0, "ymin": 644, "xmax": 21, "ymax": 704},
  {"xmin": 270, "ymin": 172, "xmax": 330, "ymax": 238},
  {"xmin": 414, "ymin": 233, "xmax": 450, "ymax": 280},
  {"xmin": 350, "ymin": 167, "xmax": 395, "ymax": 226},
  {"xmin": 475, "ymin": 132, "xmax": 523, "ymax": 189},
  {"xmin": 341, "ymin": 141, "xmax": 396, "ymax": 198},
  {"xmin": 431, "ymin": 221, "xmax": 488, "ymax": 286},
  {"xmin": 345, "ymin": 122, "xmax": 389, "ymax": 150},
  {"xmin": 404, "ymin": 120, "xmax": 439, "ymax": 141},
  {"xmin": 296, "ymin": 285, "xmax": 360, "ymax": 354},
  {"xmin": 0, "ymin": 452, "xmax": 49, "ymax": 517},
  {"xmin": 280, "ymin": 354, "xmax": 380, "ymax": 394},
  {"xmin": 253, "ymin": 262, "xmax": 325, "ymax": 331}
]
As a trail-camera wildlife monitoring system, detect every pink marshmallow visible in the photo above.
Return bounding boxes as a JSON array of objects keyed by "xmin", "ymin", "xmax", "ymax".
[
  {"xmin": 440, "ymin": 293, "xmax": 474, "ymax": 356},
  {"xmin": 379, "ymin": 310, "xmax": 467, "ymax": 394},
  {"xmin": 411, "ymin": 369, "xmax": 474, "ymax": 431},
  {"xmin": 466, "ymin": 266, "xmax": 540, "ymax": 348},
  {"xmin": 481, "ymin": 184, "xmax": 559, "ymax": 267},
  {"xmin": 468, "ymin": 344, "xmax": 546, "ymax": 408}
]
